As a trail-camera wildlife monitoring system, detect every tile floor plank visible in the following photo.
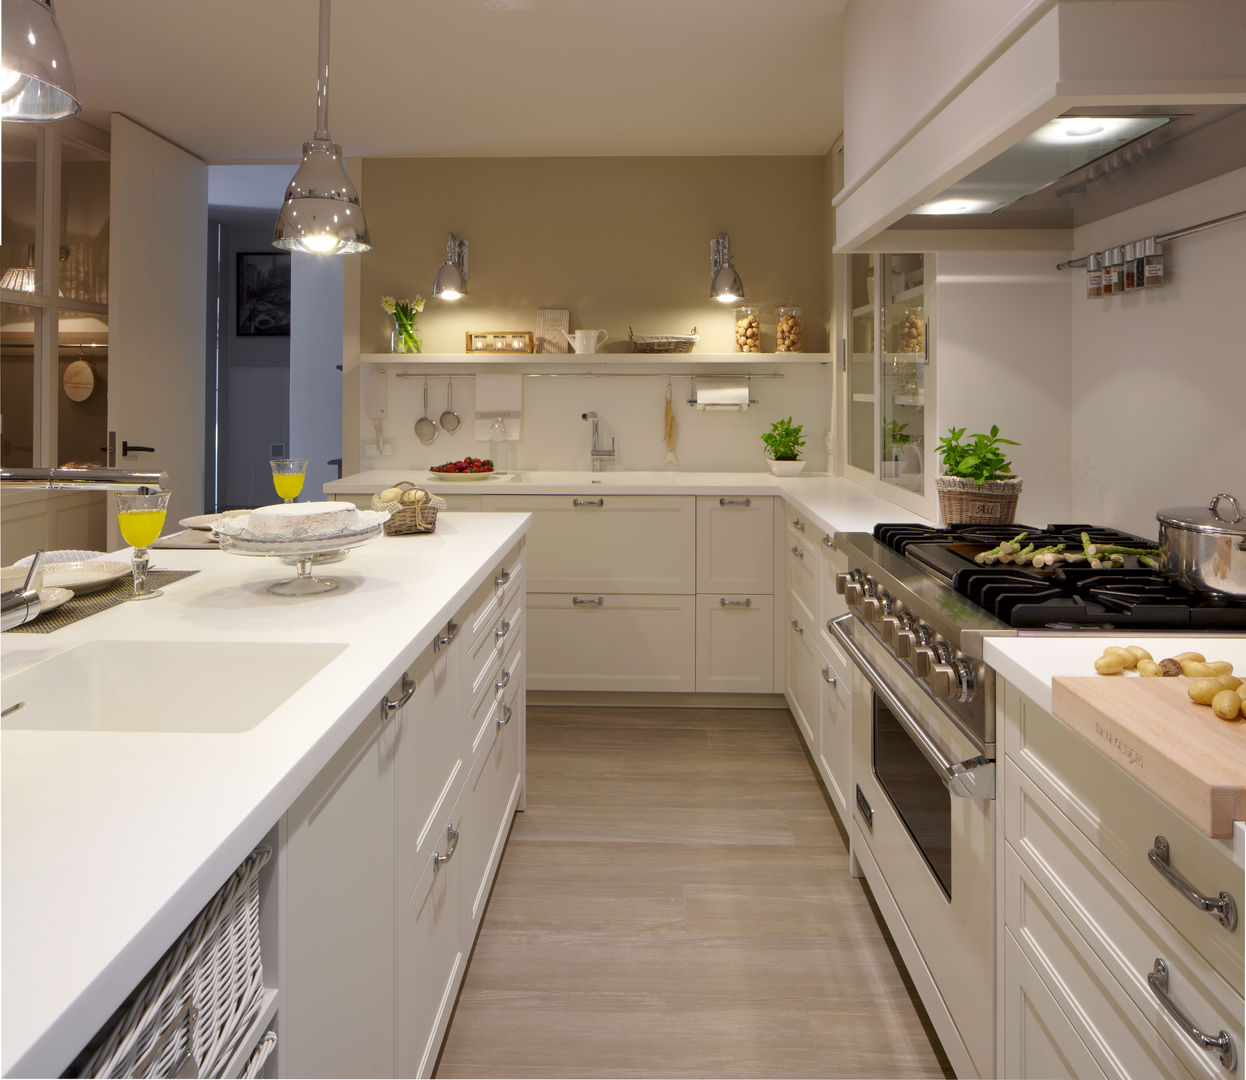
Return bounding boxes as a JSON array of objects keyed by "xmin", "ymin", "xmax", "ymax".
[{"xmin": 433, "ymin": 704, "xmax": 953, "ymax": 1079}]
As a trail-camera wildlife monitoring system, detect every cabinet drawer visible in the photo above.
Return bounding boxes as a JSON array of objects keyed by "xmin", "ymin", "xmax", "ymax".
[
  {"xmin": 527, "ymin": 592, "xmax": 694, "ymax": 692},
  {"xmin": 819, "ymin": 531, "xmax": 849, "ymax": 648},
  {"xmin": 481, "ymin": 494, "xmax": 695, "ymax": 593},
  {"xmin": 786, "ymin": 527, "xmax": 818, "ymax": 622},
  {"xmin": 695, "ymin": 593, "xmax": 774, "ymax": 694},
  {"xmin": 815, "ymin": 633, "xmax": 851, "ymax": 817},
  {"xmin": 463, "ymin": 587, "xmax": 524, "ymax": 718},
  {"xmin": 785, "ymin": 598, "xmax": 820, "ymax": 750},
  {"xmin": 459, "ymin": 541, "xmax": 525, "ymax": 650},
  {"xmin": 695, "ymin": 495, "xmax": 773, "ymax": 593},
  {"xmin": 1006, "ymin": 767, "xmax": 1243, "ymax": 1078},
  {"xmin": 1005, "ymin": 843, "xmax": 1220, "ymax": 1080},
  {"xmin": 396, "ymin": 785, "xmax": 466, "ymax": 1080},
  {"xmin": 1002, "ymin": 683, "xmax": 1242, "ymax": 993}
]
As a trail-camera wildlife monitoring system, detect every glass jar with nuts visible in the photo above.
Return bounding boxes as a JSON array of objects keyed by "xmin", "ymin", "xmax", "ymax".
[
  {"xmin": 895, "ymin": 306, "xmax": 924, "ymax": 355},
  {"xmin": 775, "ymin": 305, "xmax": 803, "ymax": 352},
  {"xmin": 734, "ymin": 306, "xmax": 761, "ymax": 353}
]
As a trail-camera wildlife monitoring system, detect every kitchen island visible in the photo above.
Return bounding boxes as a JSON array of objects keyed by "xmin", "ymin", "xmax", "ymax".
[{"xmin": 0, "ymin": 512, "xmax": 529, "ymax": 1078}]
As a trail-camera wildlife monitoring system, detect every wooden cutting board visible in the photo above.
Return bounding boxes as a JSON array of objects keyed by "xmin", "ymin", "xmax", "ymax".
[{"xmin": 1051, "ymin": 676, "xmax": 1246, "ymax": 838}]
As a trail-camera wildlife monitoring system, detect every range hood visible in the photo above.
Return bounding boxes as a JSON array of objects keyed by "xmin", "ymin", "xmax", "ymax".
[{"xmin": 893, "ymin": 104, "xmax": 1246, "ymax": 232}]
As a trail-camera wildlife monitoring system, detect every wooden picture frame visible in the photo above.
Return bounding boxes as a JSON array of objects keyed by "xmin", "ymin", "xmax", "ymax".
[{"xmin": 236, "ymin": 252, "xmax": 291, "ymax": 336}]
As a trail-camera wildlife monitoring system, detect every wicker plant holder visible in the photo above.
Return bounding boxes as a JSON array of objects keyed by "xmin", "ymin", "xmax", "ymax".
[
  {"xmin": 372, "ymin": 482, "xmax": 446, "ymax": 535},
  {"xmin": 936, "ymin": 475, "xmax": 1022, "ymax": 525},
  {"xmin": 628, "ymin": 327, "xmax": 698, "ymax": 354}
]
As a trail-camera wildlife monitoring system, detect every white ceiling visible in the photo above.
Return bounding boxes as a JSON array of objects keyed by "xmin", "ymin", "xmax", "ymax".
[{"xmin": 55, "ymin": 0, "xmax": 849, "ymax": 164}]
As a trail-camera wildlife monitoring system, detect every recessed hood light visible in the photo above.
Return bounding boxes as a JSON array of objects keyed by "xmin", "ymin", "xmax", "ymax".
[{"xmin": 911, "ymin": 115, "xmax": 1170, "ymax": 215}]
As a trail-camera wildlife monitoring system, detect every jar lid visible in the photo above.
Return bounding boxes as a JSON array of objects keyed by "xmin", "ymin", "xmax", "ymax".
[
  {"xmin": 1086, "ymin": 252, "xmax": 1102, "ymax": 271},
  {"xmin": 1157, "ymin": 493, "xmax": 1246, "ymax": 537}
]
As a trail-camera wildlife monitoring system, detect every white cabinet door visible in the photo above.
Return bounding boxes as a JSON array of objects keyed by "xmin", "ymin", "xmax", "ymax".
[
  {"xmin": 282, "ymin": 700, "xmax": 397, "ymax": 1079},
  {"xmin": 815, "ymin": 634, "xmax": 852, "ymax": 818},
  {"xmin": 695, "ymin": 594, "xmax": 774, "ymax": 694},
  {"xmin": 784, "ymin": 601, "xmax": 820, "ymax": 751},
  {"xmin": 695, "ymin": 495, "xmax": 773, "ymax": 593},
  {"xmin": 527, "ymin": 592, "xmax": 695, "ymax": 692},
  {"xmin": 785, "ymin": 527, "xmax": 819, "ymax": 626},
  {"xmin": 481, "ymin": 494, "xmax": 695, "ymax": 593}
]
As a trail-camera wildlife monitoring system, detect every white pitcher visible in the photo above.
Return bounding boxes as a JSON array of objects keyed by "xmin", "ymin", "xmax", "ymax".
[{"xmin": 560, "ymin": 328, "xmax": 608, "ymax": 354}]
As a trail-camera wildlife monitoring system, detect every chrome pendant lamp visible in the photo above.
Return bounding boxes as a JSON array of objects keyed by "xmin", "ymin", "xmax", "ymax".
[
  {"xmin": 432, "ymin": 233, "xmax": 468, "ymax": 299},
  {"xmin": 1, "ymin": 0, "xmax": 81, "ymax": 122},
  {"xmin": 273, "ymin": 0, "xmax": 370, "ymax": 255},
  {"xmin": 709, "ymin": 232, "xmax": 744, "ymax": 303}
]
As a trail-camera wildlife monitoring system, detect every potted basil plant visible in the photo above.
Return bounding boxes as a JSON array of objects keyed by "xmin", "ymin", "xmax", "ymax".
[
  {"xmin": 762, "ymin": 417, "xmax": 807, "ymax": 476},
  {"xmin": 935, "ymin": 425, "xmax": 1022, "ymax": 524}
]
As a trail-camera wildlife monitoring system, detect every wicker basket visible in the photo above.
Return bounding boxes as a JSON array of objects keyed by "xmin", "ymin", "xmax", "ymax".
[
  {"xmin": 73, "ymin": 847, "xmax": 272, "ymax": 1079},
  {"xmin": 628, "ymin": 327, "xmax": 698, "ymax": 353},
  {"xmin": 372, "ymin": 482, "xmax": 446, "ymax": 535},
  {"xmin": 936, "ymin": 475, "xmax": 1022, "ymax": 525}
]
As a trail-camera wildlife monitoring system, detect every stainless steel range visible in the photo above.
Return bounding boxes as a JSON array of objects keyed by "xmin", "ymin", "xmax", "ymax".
[{"xmin": 829, "ymin": 521, "xmax": 1245, "ymax": 1080}]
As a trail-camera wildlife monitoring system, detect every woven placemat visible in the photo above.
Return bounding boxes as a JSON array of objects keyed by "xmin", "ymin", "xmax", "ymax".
[{"xmin": 8, "ymin": 570, "xmax": 200, "ymax": 634}]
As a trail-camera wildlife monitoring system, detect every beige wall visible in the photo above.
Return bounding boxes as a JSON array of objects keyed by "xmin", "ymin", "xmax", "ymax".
[{"xmin": 358, "ymin": 156, "xmax": 828, "ymax": 355}]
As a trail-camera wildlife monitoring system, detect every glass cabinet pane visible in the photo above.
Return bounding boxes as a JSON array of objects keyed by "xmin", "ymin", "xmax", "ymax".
[
  {"xmin": 1, "ymin": 303, "xmax": 40, "ymax": 467},
  {"xmin": 1, "ymin": 127, "xmax": 42, "ymax": 297},
  {"xmin": 847, "ymin": 253, "xmax": 875, "ymax": 473},
  {"xmin": 58, "ymin": 313, "xmax": 108, "ymax": 466},
  {"xmin": 59, "ymin": 138, "xmax": 110, "ymax": 305},
  {"xmin": 880, "ymin": 253, "xmax": 924, "ymax": 493}
]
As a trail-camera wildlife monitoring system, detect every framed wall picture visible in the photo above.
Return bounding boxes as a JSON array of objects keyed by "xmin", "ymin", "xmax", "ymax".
[{"xmin": 236, "ymin": 252, "xmax": 291, "ymax": 336}]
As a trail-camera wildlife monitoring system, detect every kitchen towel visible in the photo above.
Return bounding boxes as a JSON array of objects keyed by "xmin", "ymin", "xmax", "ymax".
[
  {"xmin": 474, "ymin": 373, "xmax": 523, "ymax": 440},
  {"xmin": 693, "ymin": 377, "xmax": 750, "ymax": 411}
]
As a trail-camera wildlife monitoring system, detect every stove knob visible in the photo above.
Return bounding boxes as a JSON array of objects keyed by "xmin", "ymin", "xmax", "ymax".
[
  {"xmin": 912, "ymin": 645, "xmax": 936, "ymax": 677},
  {"xmin": 928, "ymin": 663, "xmax": 958, "ymax": 699},
  {"xmin": 842, "ymin": 580, "xmax": 862, "ymax": 605},
  {"xmin": 880, "ymin": 614, "xmax": 901, "ymax": 645},
  {"xmin": 835, "ymin": 572, "xmax": 853, "ymax": 595},
  {"xmin": 860, "ymin": 596, "xmax": 881, "ymax": 621},
  {"xmin": 895, "ymin": 628, "xmax": 917, "ymax": 658}
]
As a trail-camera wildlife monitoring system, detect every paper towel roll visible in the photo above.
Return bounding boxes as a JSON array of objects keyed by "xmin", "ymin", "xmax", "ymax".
[{"xmin": 694, "ymin": 377, "xmax": 750, "ymax": 411}]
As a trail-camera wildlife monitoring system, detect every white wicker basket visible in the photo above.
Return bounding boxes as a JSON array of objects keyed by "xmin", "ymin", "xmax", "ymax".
[{"xmin": 73, "ymin": 847, "xmax": 272, "ymax": 1079}]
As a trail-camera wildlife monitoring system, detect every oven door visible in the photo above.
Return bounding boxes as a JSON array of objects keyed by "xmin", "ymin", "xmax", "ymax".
[{"xmin": 832, "ymin": 614, "xmax": 995, "ymax": 1079}]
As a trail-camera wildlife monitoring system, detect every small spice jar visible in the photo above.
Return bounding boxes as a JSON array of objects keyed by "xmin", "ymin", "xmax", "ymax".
[
  {"xmin": 1142, "ymin": 236, "xmax": 1165, "ymax": 287},
  {"xmin": 1122, "ymin": 242, "xmax": 1138, "ymax": 291},
  {"xmin": 734, "ymin": 306, "xmax": 761, "ymax": 352},
  {"xmin": 1102, "ymin": 248, "xmax": 1121, "ymax": 296},
  {"xmin": 1085, "ymin": 252, "xmax": 1104, "ymax": 299},
  {"xmin": 775, "ymin": 305, "xmax": 803, "ymax": 352}
]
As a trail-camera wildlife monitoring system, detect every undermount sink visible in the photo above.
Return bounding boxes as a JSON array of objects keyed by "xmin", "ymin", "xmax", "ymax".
[{"xmin": 1, "ymin": 639, "xmax": 347, "ymax": 733}]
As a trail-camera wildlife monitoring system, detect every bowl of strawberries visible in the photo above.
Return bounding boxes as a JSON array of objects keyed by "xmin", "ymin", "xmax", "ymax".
[{"xmin": 429, "ymin": 457, "xmax": 496, "ymax": 480}]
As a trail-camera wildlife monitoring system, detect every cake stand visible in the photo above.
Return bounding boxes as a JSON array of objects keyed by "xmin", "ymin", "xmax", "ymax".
[{"xmin": 215, "ymin": 524, "xmax": 384, "ymax": 596}]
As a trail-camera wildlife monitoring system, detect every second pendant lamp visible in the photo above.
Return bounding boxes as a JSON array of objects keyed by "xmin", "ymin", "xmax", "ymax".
[{"xmin": 273, "ymin": 0, "xmax": 370, "ymax": 255}]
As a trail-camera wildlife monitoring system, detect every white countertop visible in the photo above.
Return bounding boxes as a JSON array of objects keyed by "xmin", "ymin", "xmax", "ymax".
[
  {"xmin": 985, "ymin": 634, "xmax": 1246, "ymax": 867},
  {"xmin": 325, "ymin": 470, "xmax": 933, "ymax": 536},
  {"xmin": 0, "ymin": 513, "xmax": 529, "ymax": 1078}
]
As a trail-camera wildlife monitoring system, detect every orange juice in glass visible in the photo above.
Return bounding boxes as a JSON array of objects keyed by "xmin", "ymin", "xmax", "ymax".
[
  {"xmin": 270, "ymin": 458, "xmax": 308, "ymax": 502},
  {"xmin": 115, "ymin": 490, "xmax": 171, "ymax": 600}
]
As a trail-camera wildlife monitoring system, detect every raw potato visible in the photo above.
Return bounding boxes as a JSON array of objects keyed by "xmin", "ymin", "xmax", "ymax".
[
  {"xmin": 1188, "ymin": 678, "xmax": 1221, "ymax": 705},
  {"xmin": 1137, "ymin": 659, "xmax": 1162, "ymax": 677},
  {"xmin": 1102, "ymin": 646, "xmax": 1136, "ymax": 670},
  {"xmin": 1216, "ymin": 674, "xmax": 1243, "ymax": 691},
  {"xmin": 1180, "ymin": 660, "xmax": 1219, "ymax": 678},
  {"xmin": 1125, "ymin": 646, "xmax": 1153, "ymax": 663},
  {"xmin": 1158, "ymin": 658, "xmax": 1183, "ymax": 677},
  {"xmin": 1212, "ymin": 689, "xmax": 1243, "ymax": 721},
  {"xmin": 1174, "ymin": 651, "xmax": 1205, "ymax": 664},
  {"xmin": 1208, "ymin": 660, "xmax": 1235, "ymax": 676},
  {"xmin": 1094, "ymin": 653, "xmax": 1128, "ymax": 675}
]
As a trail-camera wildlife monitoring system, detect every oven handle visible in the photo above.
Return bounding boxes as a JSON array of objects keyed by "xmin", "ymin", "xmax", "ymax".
[{"xmin": 829, "ymin": 614, "xmax": 995, "ymax": 801}]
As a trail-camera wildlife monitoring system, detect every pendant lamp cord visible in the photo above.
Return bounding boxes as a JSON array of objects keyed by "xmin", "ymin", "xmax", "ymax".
[{"xmin": 314, "ymin": 0, "xmax": 332, "ymax": 140}]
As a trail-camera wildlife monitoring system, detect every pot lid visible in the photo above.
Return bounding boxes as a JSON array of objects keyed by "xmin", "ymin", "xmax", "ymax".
[{"xmin": 1157, "ymin": 493, "xmax": 1246, "ymax": 537}]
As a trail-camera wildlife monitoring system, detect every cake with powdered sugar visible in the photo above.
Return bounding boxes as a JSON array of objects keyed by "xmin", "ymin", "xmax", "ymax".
[{"xmin": 246, "ymin": 501, "xmax": 359, "ymax": 540}]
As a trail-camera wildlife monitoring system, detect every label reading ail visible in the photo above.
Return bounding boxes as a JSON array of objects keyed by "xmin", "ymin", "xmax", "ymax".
[
  {"xmin": 972, "ymin": 502, "xmax": 1001, "ymax": 518},
  {"xmin": 1095, "ymin": 720, "xmax": 1143, "ymax": 767}
]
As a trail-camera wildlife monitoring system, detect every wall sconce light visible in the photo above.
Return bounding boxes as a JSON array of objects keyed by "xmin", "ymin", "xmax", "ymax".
[
  {"xmin": 0, "ymin": 0, "xmax": 80, "ymax": 122},
  {"xmin": 433, "ymin": 233, "xmax": 469, "ymax": 300},
  {"xmin": 272, "ymin": 0, "xmax": 370, "ymax": 255},
  {"xmin": 709, "ymin": 232, "xmax": 744, "ymax": 303}
]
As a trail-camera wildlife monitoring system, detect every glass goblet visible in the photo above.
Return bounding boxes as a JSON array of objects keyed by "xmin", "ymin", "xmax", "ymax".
[
  {"xmin": 270, "ymin": 458, "xmax": 308, "ymax": 503},
  {"xmin": 114, "ymin": 489, "xmax": 172, "ymax": 601}
]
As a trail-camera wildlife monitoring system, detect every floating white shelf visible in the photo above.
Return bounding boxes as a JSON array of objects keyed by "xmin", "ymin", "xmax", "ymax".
[
  {"xmin": 360, "ymin": 352, "xmax": 832, "ymax": 372},
  {"xmin": 852, "ymin": 393, "xmax": 876, "ymax": 404},
  {"xmin": 890, "ymin": 284, "xmax": 924, "ymax": 305},
  {"xmin": 892, "ymin": 394, "xmax": 924, "ymax": 407},
  {"xmin": 851, "ymin": 303, "xmax": 873, "ymax": 318}
]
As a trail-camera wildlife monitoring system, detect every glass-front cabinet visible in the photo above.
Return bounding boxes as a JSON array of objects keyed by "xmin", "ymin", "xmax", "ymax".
[{"xmin": 841, "ymin": 252, "xmax": 931, "ymax": 512}]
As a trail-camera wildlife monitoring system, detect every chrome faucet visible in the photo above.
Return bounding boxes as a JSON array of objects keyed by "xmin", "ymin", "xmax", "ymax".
[
  {"xmin": 1, "ymin": 551, "xmax": 44, "ymax": 631},
  {"xmin": 581, "ymin": 412, "xmax": 615, "ymax": 471}
]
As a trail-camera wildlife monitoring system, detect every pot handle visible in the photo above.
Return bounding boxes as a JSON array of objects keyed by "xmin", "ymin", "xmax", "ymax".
[{"xmin": 1209, "ymin": 492, "xmax": 1242, "ymax": 524}]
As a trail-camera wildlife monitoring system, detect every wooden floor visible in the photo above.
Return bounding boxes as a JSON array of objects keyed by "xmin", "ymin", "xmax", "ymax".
[{"xmin": 435, "ymin": 704, "xmax": 954, "ymax": 1080}]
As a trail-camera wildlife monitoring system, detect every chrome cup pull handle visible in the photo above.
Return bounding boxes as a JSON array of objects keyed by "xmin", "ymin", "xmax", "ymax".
[
  {"xmin": 719, "ymin": 497, "xmax": 752, "ymax": 507},
  {"xmin": 791, "ymin": 518, "xmax": 805, "ymax": 531},
  {"xmin": 822, "ymin": 533, "xmax": 835, "ymax": 548},
  {"xmin": 572, "ymin": 596, "xmax": 604, "ymax": 606},
  {"xmin": 495, "ymin": 619, "xmax": 511, "ymax": 641},
  {"xmin": 1147, "ymin": 959, "xmax": 1236, "ymax": 1070},
  {"xmin": 495, "ymin": 669, "xmax": 511, "ymax": 692},
  {"xmin": 434, "ymin": 620, "xmax": 460, "ymax": 651},
  {"xmin": 1148, "ymin": 836, "xmax": 1238, "ymax": 930},
  {"xmin": 432, "ymin": 822, "xmax": 460, "ymax": 872},
  {"xmin": 790, "ymin": 546, "xmax": 804, "ymax": 559},
  {"xmin": 494, "ymin": 568, "xmax": 511, "ymax": 588},
  {"xmin": 497, "ymin": 702, "xmax": 513, "ymax": 728},
  {"xmin": 791, "ymin": 619, "xmax": 804, "ymax": 634},
  {"xmin": 382, "ymin": 672, "xmax": 416, "ymax": 716},
  {"xmin": 719, "ymin": 598, "xmax": 752, "ymax": 607},
  {"xmin": 821, "ymin": 666, "xmax": 837, "ymax": 686},
  {"xmin": 572, "ymin": 497, "xmax": 604, "ymax": 507}
]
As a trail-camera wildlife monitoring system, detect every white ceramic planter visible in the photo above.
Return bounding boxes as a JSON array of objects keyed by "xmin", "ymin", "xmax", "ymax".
[{"xmin": 766, "ymin": 459, "xmax": 807, "ymax": 477}]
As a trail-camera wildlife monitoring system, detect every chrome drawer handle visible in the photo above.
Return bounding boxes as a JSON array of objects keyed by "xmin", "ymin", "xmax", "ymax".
[
  {"xmin": 822, "ymin": 533, "xmax": 835, "ymax": 549},
  {"xmin": 821, "ymin": 666, "xmax": 837, "ymax": 686},
  {"xmin": 495, "ymin": 619, "xmax": 511, "ymax": 641},
  {"xmin": 434, "ymin": 620, "xmax": 460, "ymax": 652},
  {"xmin": 572, "ymin": 497, "xmax": 604, "ymax": 507},
  {"xmin": 791, "ymin": 545, "xmax": 804, "ymax": 559},
  {"xmin": 432, "ymin": 822, "xmax": 460, "ymax": 872},
  {"xmin": 791, "ymin": 619, "xmax": 804, "ymax": 634},
  {"xmin": 719, "ymin": 598, "xmax": 751, "ymax": 608},
  {"xmin": 1147, "ymin": 959, "xmax": 1236, "ymax": 1070},
  {"xmin": 494, "ymin": 568, "xmax": 511, "ymax": 588},
  {"xmin": 1149, "ymin": 836, "xmax": 1238, "ymax": 931},
  {"xmin": 792, "ymin": 518, "xmax": 805, "ymax": 531},
  {"xmin": 495, "ymin": 669, "xmax": 511, "ymax": 692},
  {"xmin": 382, "ymin": 673, "xmax": 416, "ymax": 716},
  {"xmin": 719, "ymin": 497, "xmax": 752, "ymax": 507},
  {"xmin": 497, "ymin": 702, "xmax": 513, "ymax": 728},
  {"xmin": 572, "ymin": 596, "xmax": 603, "ymax": 606}
]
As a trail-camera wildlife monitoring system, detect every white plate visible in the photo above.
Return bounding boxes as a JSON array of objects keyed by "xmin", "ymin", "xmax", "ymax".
[
  {"xmin": 36, "ymin": 587, "xmax": 73, "ymax": 614},
  {"xmin": 216, "ymin": 524, "xmax": 383, "ymax": 557},
  {"xmin": 15, "ymin": 549, "xmax": 107, "ymax": 567},
  {"xmin": 5, "ymin": 559, "xmax": 129, "ymax": 595},
  {"xmin": 427, "ymin": 470, "xmax": 499, "ymax": 482},
  {"xmin": 179, "ymin": 510, "xmax": 250, "ymax": 531}
]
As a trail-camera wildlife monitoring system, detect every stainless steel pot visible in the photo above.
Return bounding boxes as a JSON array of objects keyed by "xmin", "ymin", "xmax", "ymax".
[{"xmin": 1157, "ymin": 492, "xmax": 1246, "ymax": 597}]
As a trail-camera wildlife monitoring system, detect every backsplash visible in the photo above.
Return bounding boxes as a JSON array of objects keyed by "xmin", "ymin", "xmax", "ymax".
[{"xmin": 359, "ymin": 364, "xmax": 832, "ymax": 474}]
